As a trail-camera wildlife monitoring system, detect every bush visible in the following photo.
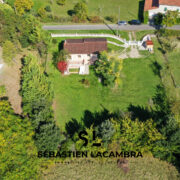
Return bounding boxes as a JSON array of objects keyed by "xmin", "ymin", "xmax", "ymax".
[
  {"xmin": 88, "ymin": 16, "xmax": 103, "ymax": 23},
  {"xmin": 154, "ymin": 13, "xmax": 163, "ymax": 25},
  {"xmin": 38, "ymin": 7, "xmax": 46, "ymax": 18},
  {"xmin": 52, "ymin": 39, "xmax": 57, "ymax": 44},
  {"xmin": 72, "ymin": 15, "xmax": 80, "ymax": 23},
  {"xmin": 57, "ymin": 61, "xmax": 68, "ymax": 74},
  {"xmin": 144, "ymin": 11, "xmax": 149, "ymax": 24},
  {"xmin": 45, "ymin": 5, "xmax": 51, "ymax": 12},
  {"xmin": 80, "ymin": 78, "xmax": 90, "ymax": 86},
  {"xmin": 105, "ymin": 15, "xmax": 117, "ymax": 23},
  {"xmin": 57, "ymin": 0, "xmax": 66, "ymax": 6}
]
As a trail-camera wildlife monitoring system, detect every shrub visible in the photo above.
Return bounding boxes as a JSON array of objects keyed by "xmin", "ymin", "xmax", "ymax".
[
  {"xmin": 154, "ymin": 13, "xmax": 163, "ymax": 25},
  {"xmin": 144, "ymin": 11, "xmax": 149, "ymax": 24},
  {"xmin": 105, "ymin": 15, "xmax": 117, "ymax": 23},
  {"xmin": 57, "ymin": 0, "xmax": 66, "ymax": 6},
  {"xmin": 52, "ymin": 39, "xmax": 57, "ymax": 44},
  {"xmin": 2, "ymin": 40, "xmax": 16, "ymax": 65},
  {"xmin": 88, "ymin": 16, "xmax": 103, "ymax": 23},
  {"xmin": 80, "ymin": 78, "xmax": 90, "ymax": 86},
  {"xmin": 57, "ymin": 61, "xmax": 67, "ymax": 74},
  {"xmin": 72, "ymin": 15, "xmax": 80, "ymax": 23},
  {"xmin": 38, "ymin": 7, "xmax": 46, "ymax": 18},
  {"xmin": 45, "ymin": 5, "xmax": 51, "ymax": 12}
]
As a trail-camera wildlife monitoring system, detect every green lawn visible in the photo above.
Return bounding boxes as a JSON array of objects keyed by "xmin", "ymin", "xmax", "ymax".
[
  {"xmin": 48, "ymin": 52, "xmax": 160, "ymax": 129},
  {"xmin": 35, "ymin": 0, "xmax": 140, "ymax": 20},
  {"xmin": 135, "ymin": 30, "xmax": 156, "ymax": 40},
  {"xmin": 168, "ymin": 51, "xmax": 180, "ymax": 87},
  {"xmin": 7, "ymin": 0, "xmax": 141, "ymax": 21}
]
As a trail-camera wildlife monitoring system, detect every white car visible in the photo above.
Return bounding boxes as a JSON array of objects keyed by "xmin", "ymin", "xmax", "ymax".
[{"xmin": 118, "ymin": 21, "xmax": 127, "ymax": 25}]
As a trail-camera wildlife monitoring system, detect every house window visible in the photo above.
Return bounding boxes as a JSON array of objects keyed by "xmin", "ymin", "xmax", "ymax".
[
  {"xmin": 164, "ymin": 7, "xmax": 167, "ymax": 11},
  {"xmin": 78, "ymin": 55, "xmax": 81, "ymax": 58}
]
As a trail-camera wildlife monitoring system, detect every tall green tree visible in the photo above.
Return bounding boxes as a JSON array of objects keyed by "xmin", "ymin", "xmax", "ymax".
[
  {"xmin": 94, "ymin": 51, "xmax": 122, "ymax": 86},
  {"xmin": 2, "ymin": 40, "xmax": 16, "ymax": 65},
  {"xmin": 163, "ymin": 11, "xmax": 178, "ymax": 27},
  {"xmin": 21, "ymin": 55, "xmax": 61, "ymax": 151},
  {"xmin": 0, "ymin": 99, "xmax": 40, "ymax": 179}
]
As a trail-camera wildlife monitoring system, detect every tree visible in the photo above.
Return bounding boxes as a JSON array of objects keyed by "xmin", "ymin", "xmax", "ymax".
[
  {"xmin": 162, "ymin": 10, "xmax": 178, "ymax": 27},
  {"xmin": 111, "ymin": 117, "xmax": 164, "ymax": 153},
  {"xmin": 57, "ymin": 61, "xmax": 67, "ymax": 74},
  {"xmin": 97, "ymin": 119, "xmax": 115, "ymax": 145},
  {"xmin": 0, "ymin": 85, "xmax": 6, "ymax": 97},
  {"xmin": 154, "ymin": 13, "xmax": 163, "ymax": 26},
  {"xmin": 14, "ymin": 0, "xmax": 34, "ymax": 15},
  {"xmin": 21, "ymin": 55, "xmax": 61, "ymax": 151},
  {"xmin": 73, "ymin": 2, "xmax": 88, "ymax": 22},
  {"xmin": 94, "ymin": 51, "xmax": 123, "ymax": 86},
  {"xmin": 38, "ymin": 7, "xmax": 46, "ymax": 18},
  {"xmin": 54, "ymin": 49, "xmax": 70, "ymax": 66},
  {"xmin": 0, "ymin": 99, "xmax": 40, "ymax": 179},
  {"xmin": 2, "ymin": 40, "xmax": 16, "ymax": 65},
  {"xmin": 56, "ymin": 0, "xmax": 66, "ymax": 6}
]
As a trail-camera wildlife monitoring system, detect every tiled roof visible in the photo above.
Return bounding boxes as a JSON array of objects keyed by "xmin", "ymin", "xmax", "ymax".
[
  {"xmin": 144, "ymin": 0, "xmax": 159, "ymax": 11},
  {"xmin": 144, "ymin": 0, "xmax": 180, "ymax": 11},
  {"xmin": 146, "ymin": 40, "xmax": 154, "ymax": 45},
  {"xmin": 64, "ymin": 38, "xmax": 107, "ymax": 54},
  {"xmin": 159, "ymin": 0, "xmax": 180, "ymax": 7}
]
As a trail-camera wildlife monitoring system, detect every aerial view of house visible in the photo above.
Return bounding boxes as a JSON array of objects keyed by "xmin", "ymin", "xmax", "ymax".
[
  {"xmin": 144, "ymin": 0, "xmax": 180, "ymax": 18},
  {"xmin": 0, "ymin": 0, "xmax": 180, "ymax": 179},
  {"xmin": 63, "ymin": 38, "xmax": 107, "ymax": 74}
]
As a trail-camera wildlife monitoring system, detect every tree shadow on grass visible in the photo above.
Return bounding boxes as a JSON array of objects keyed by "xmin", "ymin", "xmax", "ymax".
[
  {"xmin": 138, "ymin": 0, "xmax": 145, "ymax": 22},
  {"xmin": 150, "ymin": 61, "xmax": 162, "ymax": 78},
  {"xmin": 65, "ymin": 107, "xmax": 114, "ymax": 137},
  {"xmin": 128, "ymin": 104, "xmax": 152, "ymax": 122},
  {"xmin": 65, "ymin": 118, "xmax": 82, "ymax": 138}
]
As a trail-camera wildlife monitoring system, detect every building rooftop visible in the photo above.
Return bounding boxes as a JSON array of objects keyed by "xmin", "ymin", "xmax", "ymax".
[
  {"xmin": 64, "ymin": 38, "xmax": 107, "ymax": 54},
  {"xmin": 146, "ymin": 40, "xmax": 154, "ymax": 45},
  {"xmin": 144, "ymin": 0, "xmax": 180, "ymax": 11}
]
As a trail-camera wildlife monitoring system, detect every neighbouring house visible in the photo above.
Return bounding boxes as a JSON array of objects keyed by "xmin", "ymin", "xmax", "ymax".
[
  {"xmin": 146, "ymin": 40, "xmax": 154, "ymax": 52},
  {"xmin": 144, "ymin": 0, "xmax": 180, "ymax": 18},
  {"xmin": 63, "ymin": 38, "xmax": 107, "ymax": 75}
]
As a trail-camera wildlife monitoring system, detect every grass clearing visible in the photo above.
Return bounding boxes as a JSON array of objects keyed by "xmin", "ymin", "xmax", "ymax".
[
  {"xmin": 48, "ymin": 50, "xmax": 160, "ymax": 129},
  {"xmin": 34, "ymin": 0, "xmax": 141, "ymax": 20},
  {"xmin": 168, "ymin": 51, "xmax": 180, "ymax": 87},
  {"xmin": 135, "ymin": 30, "xmax": 156, "ymax": 40},
  {"xmin": 42, "ymin": 157, "xmax": 179, "ymax": 180}
]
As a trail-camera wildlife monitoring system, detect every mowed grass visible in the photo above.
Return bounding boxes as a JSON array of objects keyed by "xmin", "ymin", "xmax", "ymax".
[
  {"xmin": 34, "ymin": 0, "xmax": 140, "ymax": 20},
  {"xmin": 7, "ymin": 0, "xmax": 141, "ymax": 21},
  {"xmin": 48, "ymin": 52, "xmax": 160, "ymax": 129},
  {"xmin": 168, "ymin": 51, "xmax": 180, "ymax": 87}
]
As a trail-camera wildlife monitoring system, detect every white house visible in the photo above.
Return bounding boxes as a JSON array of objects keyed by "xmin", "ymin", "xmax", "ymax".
[
  {"xmin": 144, "ymin": 0, "xmax": 180, "ymax": 18},
  {"xmin": 63, "ymin": 38, "xmax": 107, "ymax": 75}
]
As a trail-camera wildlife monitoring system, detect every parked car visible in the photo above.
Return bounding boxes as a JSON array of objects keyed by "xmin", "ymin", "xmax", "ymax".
[
  {"xmin": 128, "ymin": 20, "xmax": 141, "ymax": 25},
  {"xmin": 118, "ymin": 21, "xmax": 127, "ymax": 25}
]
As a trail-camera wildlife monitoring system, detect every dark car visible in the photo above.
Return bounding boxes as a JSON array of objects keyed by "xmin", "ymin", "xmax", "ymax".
[{"xmin": 128, "ymin": 20, "xmax": 141, "ymax": 25}]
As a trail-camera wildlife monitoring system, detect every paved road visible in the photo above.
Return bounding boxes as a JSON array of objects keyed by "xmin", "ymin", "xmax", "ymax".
[{"xmin": 43, "ymin": 24, "xmax": 180, "ymax": 31}]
